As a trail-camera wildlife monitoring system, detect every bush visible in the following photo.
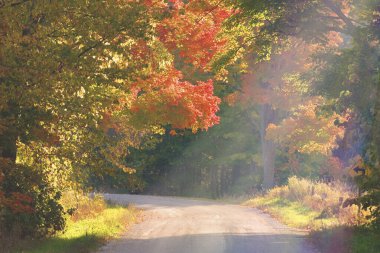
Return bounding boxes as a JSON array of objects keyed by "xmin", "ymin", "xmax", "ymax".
[{"xmin": 0, "ymin": 161, "xmax": 65, "ymax": 239}]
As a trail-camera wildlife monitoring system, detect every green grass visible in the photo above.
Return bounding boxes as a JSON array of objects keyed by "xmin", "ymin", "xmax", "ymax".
[
  {"xmin": 13, "ymin": 205, "xmax": 138, "ymax": 253},
  {"xmin": 311, "ymin": 226, "xmax": 380, "ymax": 253},
  {"xmin": 245, "ymin": 196, "xmax": 338, "ymax": 229},
  {"xmin": 350, "ymin": 227, "xmax": 380, "ymax": 253}
]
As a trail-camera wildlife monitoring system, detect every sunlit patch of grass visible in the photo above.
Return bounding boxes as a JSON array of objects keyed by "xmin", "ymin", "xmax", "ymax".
[
  {"xmin": 13, "ymin": 205, "xmax": 138, "ymax": 253},
  {"xmin": 244, "ymin": 177, "xmax": 379, "ymax": 253},
  {"xmin": 245, "ymin": 177, "xmax": 361, "ymax": 229},
  {"xmin": 62, "ymin": 206, "xmax": 136, "ymax": 239},
  {"xmin": 245, "ymin": 196, "xmax": 338, "ymax": 229}
]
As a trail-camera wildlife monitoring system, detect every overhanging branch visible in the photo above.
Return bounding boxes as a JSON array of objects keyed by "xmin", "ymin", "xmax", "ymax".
[{"xmin": 322, "ymin": 0, "xmax": 355, "ymax": 31}]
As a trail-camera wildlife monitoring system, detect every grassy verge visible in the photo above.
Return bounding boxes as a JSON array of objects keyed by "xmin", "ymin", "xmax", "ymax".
[
  {"xmin": 311, "ymin": 226, "xmax": 380, "ymax": 253},
  {"xmin": 11, "ymin": 204, "xmax": 139, "ymax": 253},
  {"xmin": 244, "ymin": 176, "xmax": 379, "ymax": 253},
  {"xmin": 245, "ymin": 196, "xmax": 337, "ymax": 230}
]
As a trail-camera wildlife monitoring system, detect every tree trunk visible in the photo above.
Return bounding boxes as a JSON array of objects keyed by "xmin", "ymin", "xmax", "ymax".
[
  {"xmin": 262, "ymin": 138, "xmax": 276, "ymax": 189},
  {"xmin": 0, "ymin": 133, "xmax": 17, "ymax": 163},
  {"xmin": 260, "ymin": 104, "xmax": 277, "ymax": 189},
  {"xmin": 0, "ymin": 102, "xmax": 19, "ymax": 164},
  {"xmin": 210, "ymin": 166, "xmax": 220, "ymax": 199}
]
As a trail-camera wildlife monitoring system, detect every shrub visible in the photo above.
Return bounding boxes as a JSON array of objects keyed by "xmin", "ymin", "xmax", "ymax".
[{"xmin": 0, "ymin": 161, "xmax": 65, "ymax": 239}]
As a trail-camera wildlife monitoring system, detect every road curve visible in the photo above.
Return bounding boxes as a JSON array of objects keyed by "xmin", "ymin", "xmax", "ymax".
[{"xmin": 98, "ymin": 194, "xmax": 318, "ymax": 253}]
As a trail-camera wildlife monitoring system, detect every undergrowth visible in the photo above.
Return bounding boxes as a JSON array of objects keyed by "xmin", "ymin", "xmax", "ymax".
[
  {"xmin": 4, "ymin": 192, "xmax": 138, "ymax": 253},
  {"xmin": 245, "ymin": 176, "xmax": 379, "ymax": 253},
  {"xmin": 245, "ymin": 176, "xmax": 360, "ymax": 229}
]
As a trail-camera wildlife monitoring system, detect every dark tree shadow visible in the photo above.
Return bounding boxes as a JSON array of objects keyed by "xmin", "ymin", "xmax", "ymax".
[{"xmin": 100, "ymin": 232, "xmax": 318, "ymax": 253}]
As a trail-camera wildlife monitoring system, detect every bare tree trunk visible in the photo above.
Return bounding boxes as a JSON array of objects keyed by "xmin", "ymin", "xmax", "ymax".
[
  {"xmin": 0, "ymin": 132, "xmax": 17, "ymax": 163},
  {"xmin": 0, "ymin": 102, "xmax": 18, "ymax": 164},
  {"xmin": 210, "ymin": 166, "xmax": 221, "ymax": 199},
  {"xmin": 262, "ymin": 138, "xmax": 275, "ymax": 189},
  {"xmin": 0, "ymin": 111, "xmax": 18, "ymax": 164},
  {"xmin": 260, "ymin": 104, "xmax": 276, "ymax": 189}
]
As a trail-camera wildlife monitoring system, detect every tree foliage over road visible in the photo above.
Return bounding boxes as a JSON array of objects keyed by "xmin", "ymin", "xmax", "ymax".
[{"xmin": 0, "ymin": 0, "xmax": 231, "ymax": 237}]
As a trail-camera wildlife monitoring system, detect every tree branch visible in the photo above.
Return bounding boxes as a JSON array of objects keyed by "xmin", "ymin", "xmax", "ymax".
[
  {"xmin": 195, "ymin": 0, "xmax": 225, "ymax": 24},
  {"xmin": 77, "ymin": 24, "xmax": 133, "ymax": 58},
  {"xmin": 322, "ymin": 0, "xmax": 355, "ymax": 31},
  {"xmin": 10, "ymin": 0, "xmax": 29, "ymax": 7},
  {"xmin": 0, "ymin": 0, "xmax": 31, "ymax": 9},
  {"xmin": 77, "ymin": 39, "xmax": 105, "ymax": 58}
]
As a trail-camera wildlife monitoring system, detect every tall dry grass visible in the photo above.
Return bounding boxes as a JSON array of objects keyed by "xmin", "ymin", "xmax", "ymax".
[
  {"xmin": 60, "ymin": 191, "xmax": 106, "ymax": 221},
  {"xmin": 266, "ymin": 176, "xmax": 360, "ymax": 224}
]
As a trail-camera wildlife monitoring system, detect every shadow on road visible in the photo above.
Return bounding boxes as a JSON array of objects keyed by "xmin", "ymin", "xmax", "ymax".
[
  {"xmin": 100, "ymin": 232, "xmax": 317, "ymax": 253},
  {"xmin": 104, "ymin": 194, "xmax": 221, "ymax": 209}
]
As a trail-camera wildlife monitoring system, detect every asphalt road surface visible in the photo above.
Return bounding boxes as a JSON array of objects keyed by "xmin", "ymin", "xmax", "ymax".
[{"xmin": 98, "ymin": 194, "xmax": 318, "ymax": 253}]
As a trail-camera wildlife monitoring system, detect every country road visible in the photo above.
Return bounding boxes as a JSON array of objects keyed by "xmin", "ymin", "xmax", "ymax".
[{"xmin": 98, "ymin": 194, "xmax": 318, "ymax": 253}]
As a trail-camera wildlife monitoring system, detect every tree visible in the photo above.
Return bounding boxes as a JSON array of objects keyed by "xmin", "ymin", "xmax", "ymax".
[
  {"xmin": 238, "ymin": 41, "xmax": 315, "ymax": 188},
  {"xmin": 0, "ymin": 0, "xmax": 232, "ymax": 236},
  {"xmin": 309, "ymin": 3, "xmax": 380, "ymax": 225},
  {"xmin": 231, "ymin": 0, "xmax": 380, "ymax": 224}
]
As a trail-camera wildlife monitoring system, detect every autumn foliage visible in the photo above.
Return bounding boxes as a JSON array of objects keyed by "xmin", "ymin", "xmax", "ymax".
[
  {"xmin": 266, "ymin": 98, "xmax": 346, "ymax": 155},
  {"xmin": 130, "ymin": 68, "xmax": 221, "ymax": 130},
  {"xmin": 0, "ymin": 0, "xmax": 233, "ymax": 238},
  {"xmin": 140, "ymin": 0, "xmax": 230, "ymax": 128},
  {"xmin": 157, "ymin": 0, "xmax": 232, "ymax": 70},
  {"xmin": 102, "ymin": 0, "xmax": 231, "ymax": 133},
  {"xmin": 0, "ymin": 168, "xmax": 33, "ymax": 214}
]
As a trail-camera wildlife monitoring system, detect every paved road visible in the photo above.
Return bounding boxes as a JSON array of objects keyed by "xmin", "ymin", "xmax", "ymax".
[{"xmin": 98, "ymin": 194, "xmax": 318, "ymax": 253}]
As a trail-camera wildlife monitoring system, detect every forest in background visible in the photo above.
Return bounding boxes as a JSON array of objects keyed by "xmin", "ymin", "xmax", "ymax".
[{"xmin": 1, "ymin": 0, "xmax": 379, "ymax": 240}]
